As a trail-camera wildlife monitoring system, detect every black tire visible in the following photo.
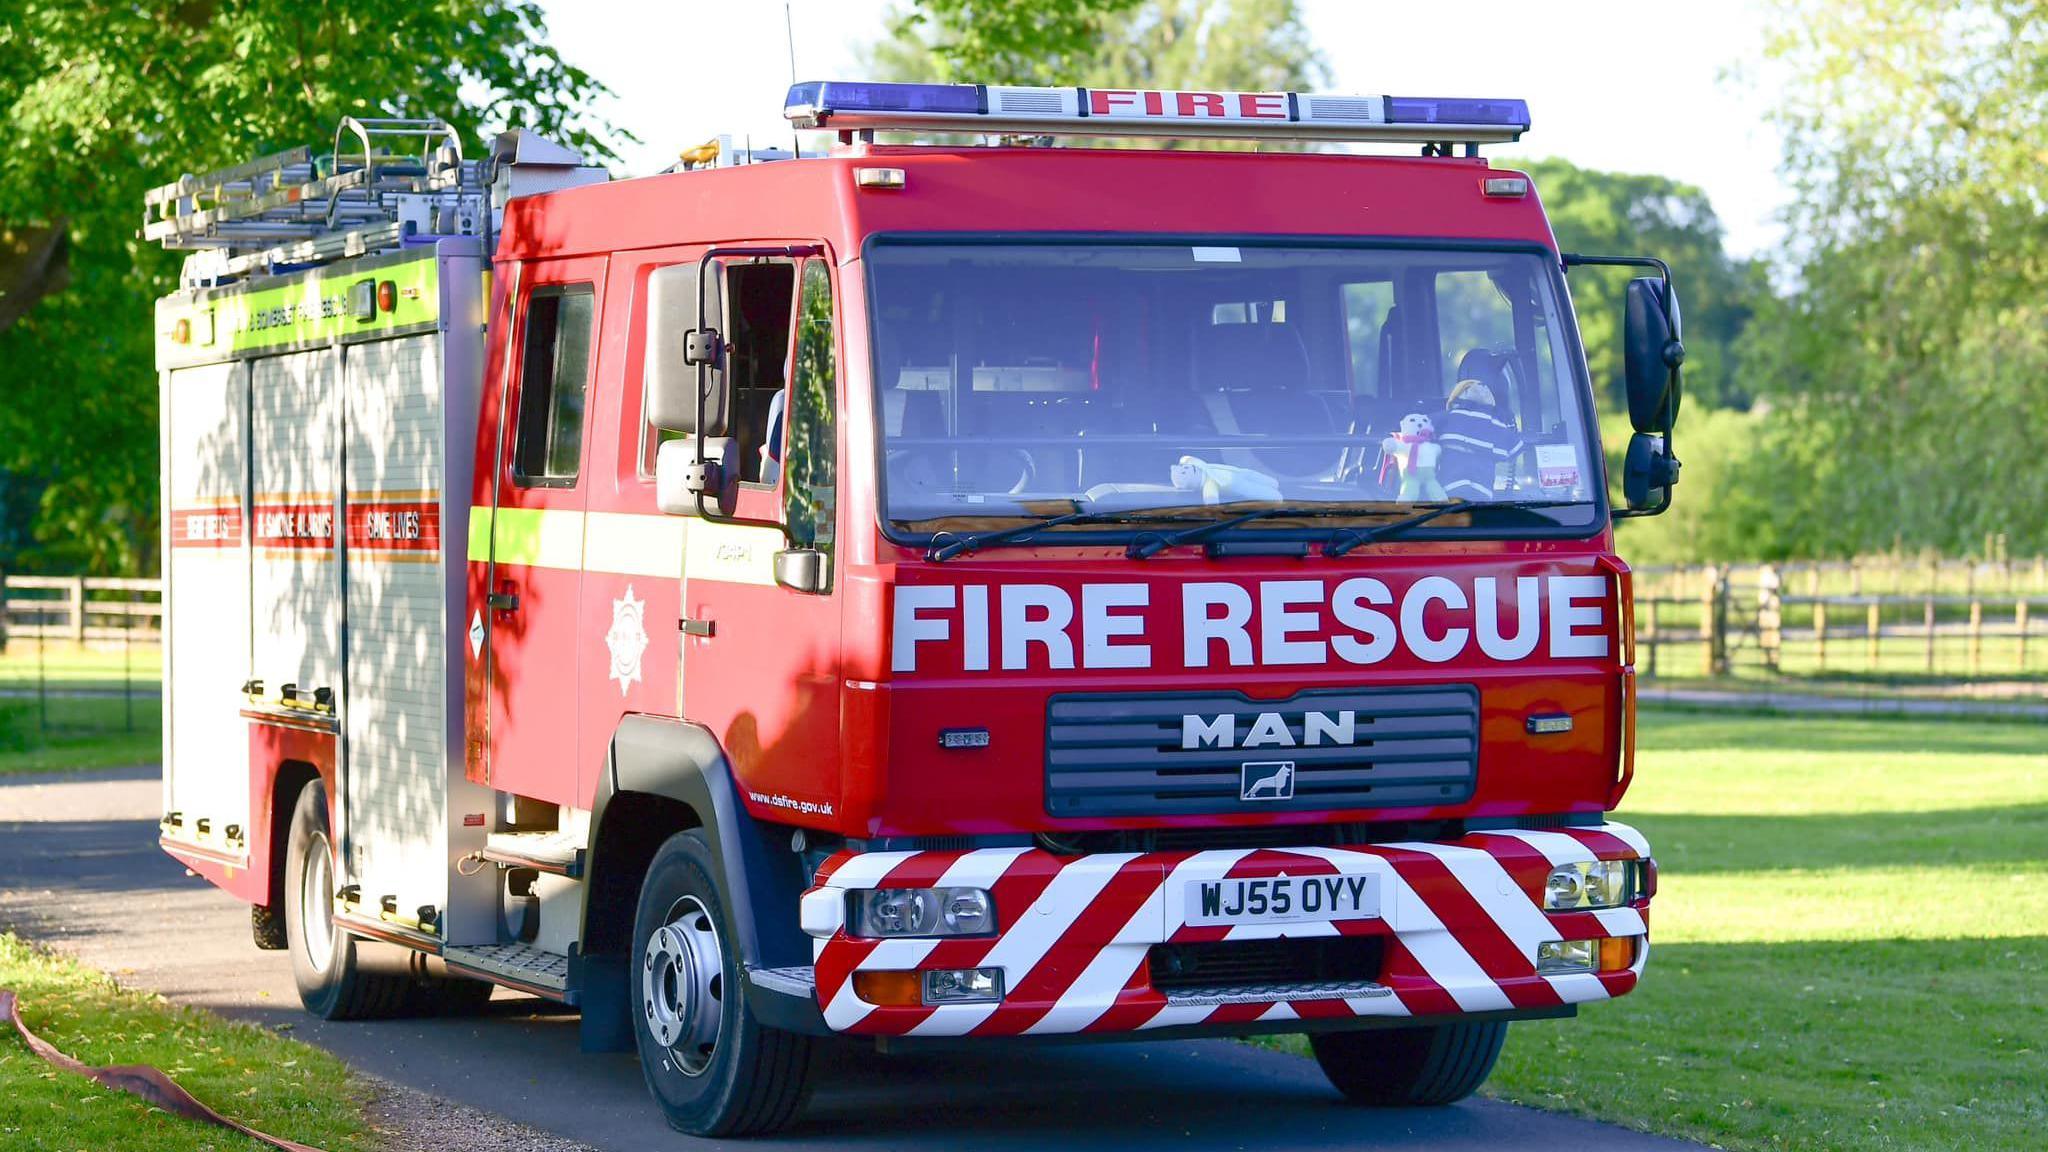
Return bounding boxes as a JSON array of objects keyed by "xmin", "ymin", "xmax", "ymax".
[
  {"xmin": 631, "ymin": 829, "xmax": 812, "ymax": 1137},
  {"xmin": 282, "ymin": 780, "xmax": 415, "ymax": 1020},
  {"xmin": 1310, "ymin": 1021, "xmax": 1509, "ymax": 1106},
  {"xmin": 251, "ymin": 902, "xmax": 289, "ymax": 950}
]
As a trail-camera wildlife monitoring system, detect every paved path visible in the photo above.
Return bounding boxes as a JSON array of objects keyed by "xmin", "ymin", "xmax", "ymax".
[
  {"xmin": 1640, "ymin": 685, "xmax": 2048, "ymax": 718},
  {"xmin": 0, "ymin": 767, "xmax": 1702, "ymax": 1151}
]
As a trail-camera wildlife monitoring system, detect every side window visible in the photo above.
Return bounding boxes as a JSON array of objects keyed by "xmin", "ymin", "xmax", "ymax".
[
  {"xmin": 727, "ymin": 261, "xmax": 797, "ymax": 485},
  {"xmin": 1435, "ymin": 270, "xmax": 1516, "ymax": 399},
  {"xmin": 513, "ymin": 284, "xmax": 595, "ymax": 487},
  {"xmin": 782, "ymin": 259, "xmax": 837, "ymax": 559},
  {"xmin": 1341, "ymin": 280, "xmax": 1395, "ymax": 397}
]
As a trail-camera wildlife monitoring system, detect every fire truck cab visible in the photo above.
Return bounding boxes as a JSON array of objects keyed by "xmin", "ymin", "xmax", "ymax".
[{"xmin": 153, "ymin": 83, "xmax": 1681, "ymax": 1138}]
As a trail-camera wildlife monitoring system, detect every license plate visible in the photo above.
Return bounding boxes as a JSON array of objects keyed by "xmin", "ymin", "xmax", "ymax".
[{"xmin": 1184, "ymin": 874, "xmax": 1380, "ymax": 928}]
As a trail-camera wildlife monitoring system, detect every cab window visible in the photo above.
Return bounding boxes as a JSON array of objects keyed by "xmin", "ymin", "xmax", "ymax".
[
  {"xmin": 513, "ymin": 283, "xmax": 595, "ymax": 487},
  {"xmin": 781, "ymin": 258, "xmax": 837, "ymax": 560}
]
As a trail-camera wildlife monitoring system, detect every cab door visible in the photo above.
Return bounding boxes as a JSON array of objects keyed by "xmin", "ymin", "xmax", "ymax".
[
  {"xmin": 472, "ymin": 256, "xmax": 606, "ymax": 805},
  {"xmin": 681, "ymin": 255, "xmax": 844, "ymax": 820}
]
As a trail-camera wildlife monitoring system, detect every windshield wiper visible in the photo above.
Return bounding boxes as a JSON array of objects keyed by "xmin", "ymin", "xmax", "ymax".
[
  {"xmin": 1126, "ymin": 506, "xmax": 1356, "ymax": 560},
  {"xmin": 1322, "ymin": 499, "xmax": 1582, "ymax": 558},
  {"xmin": 926, "ymin": 509, "xmax": 1196, "ymax": 561}
]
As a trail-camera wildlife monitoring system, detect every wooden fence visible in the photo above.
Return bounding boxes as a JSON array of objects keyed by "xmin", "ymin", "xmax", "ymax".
[
  {"xmin": 1634, "ymin": 558, "xmax": 2048, "ymax": 682},
  {"xmin": 0, "ymin": 575, "xmax": 163, "ymax": 646}
]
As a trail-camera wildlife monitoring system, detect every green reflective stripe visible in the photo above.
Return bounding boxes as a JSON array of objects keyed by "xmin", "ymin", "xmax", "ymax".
[
  {"xmin": 586, "ymin": 512, "xmax": 685, "ymax": 578},
  {"xmin": 483, "ymin": 506, "xmax": 586, "ymax": 570},
  {"xmin": 468, "ymin": 506, "xmax": 691, "ymax": 577},
  {"xmin": 156, "ymin": 254, "xmax": 440, "ymax": 366}
]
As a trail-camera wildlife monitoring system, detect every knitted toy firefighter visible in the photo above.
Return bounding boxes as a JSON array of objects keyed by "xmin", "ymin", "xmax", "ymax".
[{"xmin": 1379, "ymin": 413, "xmax": 1447, "ymax": 502}]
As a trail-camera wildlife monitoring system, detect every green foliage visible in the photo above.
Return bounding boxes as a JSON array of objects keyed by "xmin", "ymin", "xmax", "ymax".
[
  {"xmin": 1514, "ymin": 158, "xmax": 1765, "ymax": 413},
  {"xmin": 0, "ymin": 1, "xmax": 615, "ymax": 575},
  {"xmin": 874, "ymin": 0, "xmax": 1330, "ymax": 99},
  {"xmin": 1743, "ymin": 0, "xmax": 2048, "ymax": 556}
]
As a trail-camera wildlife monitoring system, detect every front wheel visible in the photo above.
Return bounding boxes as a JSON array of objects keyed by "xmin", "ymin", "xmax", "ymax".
[
  {"xmin": 1310, "ymin": 1021, "xmax": 1508, "ymax": 1106},
  {"xmin": 631, "ymin": 829, "xmax": 812, "ymax": 1137}
]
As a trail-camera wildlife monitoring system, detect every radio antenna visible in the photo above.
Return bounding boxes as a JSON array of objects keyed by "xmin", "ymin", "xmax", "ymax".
[{"xmin": 786, "ymin": 3, "xmax": 802, "ymax": 158}]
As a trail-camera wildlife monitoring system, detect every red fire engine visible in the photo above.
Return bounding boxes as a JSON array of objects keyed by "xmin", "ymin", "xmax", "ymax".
[{"xmin": 151, "ymin": 82, "xmax": 1682, "ymax": 1137}]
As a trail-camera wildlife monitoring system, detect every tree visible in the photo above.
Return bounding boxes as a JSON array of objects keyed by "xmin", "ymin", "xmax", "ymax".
[
  {"xmin": 1743, "ymin": 0, "xmax": 2048, "ymax": 555},
  {"xmin": 871, "ymin": 0, "xmax": 1330, "ymax": 104},
  {"xmin": 1514, "ymin": 158, "xmax": 1764, "ymax": 413},
  {"xmin": 0, "ymin": 1, "xmax": 616, "ymax": 575}
]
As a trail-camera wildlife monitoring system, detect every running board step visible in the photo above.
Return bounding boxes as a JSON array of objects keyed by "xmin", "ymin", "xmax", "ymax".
[
  {"xmin": 481, "ymin": 829, "xmax": 585, "ymax": 878},
  {"xmin": 443, "ymin": 943, "xmax": 575, "ymax": 1003}
]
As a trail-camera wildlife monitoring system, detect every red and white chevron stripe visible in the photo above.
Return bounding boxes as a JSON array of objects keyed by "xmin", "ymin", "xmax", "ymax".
[{"xmin": 800, "ymin": 822, "xmax": 1651, "ymax": 1036}]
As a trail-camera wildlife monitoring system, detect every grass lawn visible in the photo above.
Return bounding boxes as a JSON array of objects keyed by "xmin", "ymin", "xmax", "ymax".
[
  {"xmin": 1484, "ymin": 710, "xmax": 2047, "ymax": 1151},
  {"xmin": 0, "ymin": 695, "xmax": 161, "ymax": 776},
  {"xmin": 0, "ymin": 932, "xmax": 369, "ymax": 1151},
  {"xmin": 0, "ymin": 642, "xmax": 162, "ymax": 690}
]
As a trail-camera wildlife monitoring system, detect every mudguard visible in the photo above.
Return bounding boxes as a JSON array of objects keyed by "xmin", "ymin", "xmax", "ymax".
[{"xmin": 578, "ymin": 715, "xmax": 822, "ymax": 1048}]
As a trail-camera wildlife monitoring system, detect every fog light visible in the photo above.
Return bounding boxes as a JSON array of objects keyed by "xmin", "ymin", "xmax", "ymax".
[
  {"xmin": 924, "ymin": 967, "xmax": 1004, "ymax": 1005},
  {"xmin": 1537, "ymin": 938, "xmax": 1596, "ymax": 974},
  {"xmin": 850, "ymin": 887, "xmax": 996, "ymax": 938},
  {"xmin": 1544, "ymin": 860, "xmax": 1640, "ymax": 910}
]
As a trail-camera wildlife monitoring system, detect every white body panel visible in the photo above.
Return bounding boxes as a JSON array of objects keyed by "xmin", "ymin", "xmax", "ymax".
[
  {"xmin": 161, "ymin": 241, "xmax": 493, "ymax": 939},
  {"xmin": 163, "ymin": 361, "xmax": 251, "ymax": 844}
]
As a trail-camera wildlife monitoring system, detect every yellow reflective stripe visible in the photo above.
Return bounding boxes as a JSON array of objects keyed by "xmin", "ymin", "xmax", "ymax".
[
  {"xmin": 586, "ymin": 511, "xmax": 685, "ymax": 578},
  {"xmin": 683, "ymin": 520, "xmax": 781, "ymax": 587}
]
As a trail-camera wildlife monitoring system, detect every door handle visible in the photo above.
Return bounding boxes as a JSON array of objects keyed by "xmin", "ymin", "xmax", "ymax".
[
  {"xmin": 488, "ymin": 592, "xmax": 520, "ymax": 612},
  {"xmin": 680, "ymin": 617, "xmax": 714, "ymax": 637}
]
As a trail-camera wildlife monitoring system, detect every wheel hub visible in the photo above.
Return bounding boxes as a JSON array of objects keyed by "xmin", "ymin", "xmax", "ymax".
[{"xmin": 642, "ymin": 896, "xmax": 723, "ymax": 1075}]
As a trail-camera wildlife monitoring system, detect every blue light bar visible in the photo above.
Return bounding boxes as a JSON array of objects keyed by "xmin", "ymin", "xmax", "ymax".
[
  {"xmin": 784, "ymin": 81, "xmax": 1529, "ymax": 145},
  {"xmin": 1384, "ymin": 97, "xmax": 1531, "ymax": 131},
  {"xmin": 784, "ymin": 81, "xmax": 982, "ymax": 122}
]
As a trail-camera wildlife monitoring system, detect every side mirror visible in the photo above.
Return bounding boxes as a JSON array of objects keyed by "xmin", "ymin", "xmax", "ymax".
[
  {"xmin": 1623, "ymin": 277, "xmax": 1684, "ymax": 434},
  {"xmin": 1622, "ymin": 432, "xmax": 1681, "ymax": 511},
  {"xmin": 773, "ymin": 548, "xmax": 829, "ymax": 595},
  {"xmin": 645, "ymin": 261, "xmax": 728, "ymax": 434},
  {"xmin": 654, "ymin": 436, "xmax": 734, "ymax": 517}
]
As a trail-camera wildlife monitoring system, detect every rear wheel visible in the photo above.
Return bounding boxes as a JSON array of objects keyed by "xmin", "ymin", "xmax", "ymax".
[
  {"xmin": 282, "ymin": 780, "xmax": 416, "ymax": 1019},
  {"xmin": 1310, "ymin": 1021, "xmax": 1508, "ymax": 1106},
  {"xmin": 631, "ymin": 829, "xmax": 812, "ymax": 1137}
]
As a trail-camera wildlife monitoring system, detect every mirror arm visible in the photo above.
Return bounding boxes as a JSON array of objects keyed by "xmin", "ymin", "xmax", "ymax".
[{"xmin": 687, "ymin": 243, "xmax": 823, "ymax": 535}]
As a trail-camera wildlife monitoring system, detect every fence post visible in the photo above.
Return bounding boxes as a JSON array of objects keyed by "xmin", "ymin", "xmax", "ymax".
[
  {"xmin": 1700, "ymin": 565, "xmax": 1724, "ymax": 677},
  {"xmin": 68, "ymin": 576, "xmax": 86, "ymax": 645},
  {"xmin": 1923, "ymin": 595, "xmax": 1937, "ymax": 674},
  {"xmin": 1968, "ymin": 598, "xmax": 1983, "ymax": 676},
  {"xmin": 1758, "ymin": 565, "xmax": 1782, "ymax": 672},
  {"xmin": 2019, "ymin": 600, "xmax": 2030, "ymax": 672},
  {"xmin": 1646, "ymin": 597, "xmax": 1660, "ymax": 678},
  {"xmin": 1867, "ymin": 600, "xmax": 1881, "ymax": 670},
  {"xmin": 0, "ymin": 570, "xmax": 8, "ymax": 655},
  {"xmin": 1814, "ymin": 599, "xmax": 1828, "ymax": 672}
]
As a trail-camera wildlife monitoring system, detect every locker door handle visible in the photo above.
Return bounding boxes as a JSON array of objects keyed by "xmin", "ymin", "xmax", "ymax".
[{"xmin": 488, "ymin": 592, "xmax": 520, "ymax": 612}]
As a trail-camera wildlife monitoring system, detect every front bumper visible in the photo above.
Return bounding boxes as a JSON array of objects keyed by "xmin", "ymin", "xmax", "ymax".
[{"xmin": 798, "ymin": 822, "xmax": 1652, "ymax": 1037}]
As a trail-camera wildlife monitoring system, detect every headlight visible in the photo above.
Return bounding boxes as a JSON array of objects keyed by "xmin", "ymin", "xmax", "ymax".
[
  {"xmin": 1543, "ymin": 860, "xmax": 1639, "ymax": 910},
  {"xmin": 850, "ymin": 887, "xmax": 995, "ymax": 938}
]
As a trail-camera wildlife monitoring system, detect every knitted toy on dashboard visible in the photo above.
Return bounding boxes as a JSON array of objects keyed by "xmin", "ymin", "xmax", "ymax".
[
  {"xmin": 1379, "ymin": 413, "xmax": 1447, "ymax": 502},
  {"xmin": 1170, "ymin": 456, "xmax": 1283, "ymax": 505}
]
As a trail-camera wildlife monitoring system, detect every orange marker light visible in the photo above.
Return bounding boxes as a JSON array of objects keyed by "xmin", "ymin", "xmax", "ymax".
[
  {"xmin": 377, "ymin": 280, "xmax": 398, "ymax": 313},
  {"xmin": 172, "ymin": 318, "xmax": 191, "ymax": 344},
  {"xmin": 852, "ymin": 970, "xmax": 923, "ymax": 1006},
  {"xmin": 1599, "ymin": 936, "xmax": 1637, "ymax": 972}
]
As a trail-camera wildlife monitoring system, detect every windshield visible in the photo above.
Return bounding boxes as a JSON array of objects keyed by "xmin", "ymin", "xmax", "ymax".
[{"xmin": 868, "ymin": 241, "xmax": 1602, "ymax": 534}]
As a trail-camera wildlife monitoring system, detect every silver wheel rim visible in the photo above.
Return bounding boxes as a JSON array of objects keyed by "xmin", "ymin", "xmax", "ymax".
[
  {"xmin": 641, "ymin": 895, "xmax": 723, "ymax": 1076},
  {"xmin": 301, "ymin": 830, "xmax": 336, "ymax": 972}
]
